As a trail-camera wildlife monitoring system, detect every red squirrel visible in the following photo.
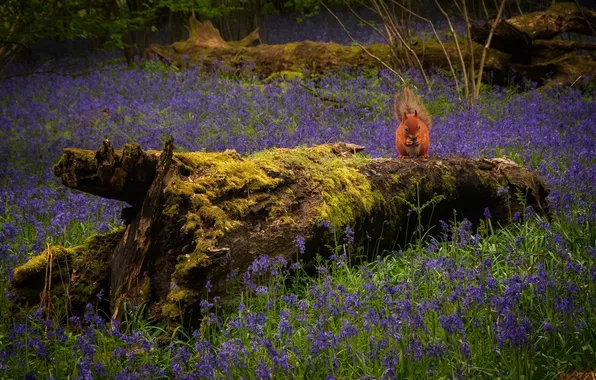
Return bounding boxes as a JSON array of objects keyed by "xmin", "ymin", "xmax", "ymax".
[{"xmin": 393, "ymin": 87, "xmax": 431, "ymax": 157}]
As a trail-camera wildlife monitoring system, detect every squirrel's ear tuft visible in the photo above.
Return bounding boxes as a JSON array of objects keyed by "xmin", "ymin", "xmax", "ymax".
[
  {"xmin": 414, "ymin": 110, "xmax": 418, "ymax": 119},
  {"xmin": 403, "ymin": 112, "xmax": 408, "ymax": 121}
]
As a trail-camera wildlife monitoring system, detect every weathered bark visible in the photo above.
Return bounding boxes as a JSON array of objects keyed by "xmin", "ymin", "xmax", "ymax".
[
  {"xmin": 110, "ymin": 138, "xmax": 175, "ymax": 320},
  {"xmin": 54, "ymin": 141, "xmax": 158, "ymax": 206},
  {"xmin": 11, "ymin": 141, "xmax": 550, "ymax": 327}
]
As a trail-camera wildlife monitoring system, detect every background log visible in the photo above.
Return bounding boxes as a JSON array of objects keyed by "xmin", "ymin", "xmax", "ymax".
[
  {"xmin": 471, "ymin": 2, "xmax": 596, "ymax": 72},
  {"xmin": 146, "ymin": 17, "xmax": 512, "ymax": 82},
  {"xmin": 146, "ymin": 5, "xmax": 596, "ymax": 86},
  {"xmin": 12, "ymin": 141, "xmax": 550, "ymax": 327},
  {"xmin": 472, "ymin": 3, "xmax": 596, "ymax": 51}
]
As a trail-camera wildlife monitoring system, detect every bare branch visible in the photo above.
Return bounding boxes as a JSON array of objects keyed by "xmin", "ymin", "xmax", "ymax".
[
  {"xmin": 344, "ymin": 1, "xmax": 393, "ymax": 46},
  {"xmin": 386, "ymin": 0, "xmax": 461, "ymax": 94},
  {"xmin": 475, "ymin": 0, "xmax": 508, "ymax": 100},
  {"xmin": 462, "ymin": 0, "xmax": 477, "ymax": 102},
  {"xmin": 573, "ymin": 0, "xmax": 596, "ymax": 36},
  {"xmin": 515, "ymin": 0, "xmax": 524, "ymax": 17},
  {"xmin": 481, "ymin": 0, "xmax": 490, "ymax": 19},
  {"xmin": 319, "ymin": 1, "xmax": 406, "ymax": 84},
  {"xmin": 367, "ymin": 0, "xmax": 430, "ymax": 89},
  {"xmin": 435, "ymin": 0, "xmax": 470, "ymax": 99}
]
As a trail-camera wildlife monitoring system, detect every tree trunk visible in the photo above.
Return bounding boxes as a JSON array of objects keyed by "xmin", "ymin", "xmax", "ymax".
[{"xmin": 11, "ymin": 140, "xmax": 550, "ymax": 328}]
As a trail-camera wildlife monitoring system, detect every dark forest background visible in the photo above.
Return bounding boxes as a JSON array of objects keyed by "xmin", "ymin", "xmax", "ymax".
[{"xmin": 2, "ymin": 0, "xmax": 593, "ymax": 72}]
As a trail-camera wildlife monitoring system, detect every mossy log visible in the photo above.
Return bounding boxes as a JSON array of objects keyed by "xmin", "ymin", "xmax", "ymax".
[
  {"xmin": 146, "ymin": 10, "xmax": 595, "ymax": 86},
  {"xmin": 145, "ymin": 17, "xmax": 513, "ymax": 82},
  {"xmin": 472, "ymin": 2, "xmax": 596, "ymax": 46},
  {"xmin": 471, "ymin": 2, "xmax": 596, "ymax": 78},
  {"xmin": 146, "ymin": 18, "xmax": 393, "ymax": 76},
  {"xmin": 11, "ymin": 140, "xmax": 550, "ymax": 327}
]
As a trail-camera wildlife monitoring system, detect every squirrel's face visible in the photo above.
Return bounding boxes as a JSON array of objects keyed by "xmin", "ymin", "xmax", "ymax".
[{"xmin": 402, "ymin": 113, "xmax": 423, "ymax": 146}]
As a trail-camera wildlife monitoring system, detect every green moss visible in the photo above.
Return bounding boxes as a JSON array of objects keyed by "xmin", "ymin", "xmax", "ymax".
[
  {"xmin": 12, "ymin": 227, "xmax": 125, "ymax": 310},
  {"xmin": 220, "ymin": 198, "xmax": 257, "ymax": 218},
  {"xmin": 441, "ymin": 170, "xmax": 457, "ymax": 197},
  {"xmin": 276, "ymin": 214, "xmax": 297, "ymax": 227},
  {"xmin": 12, "ymin": 246, "xmax": 72, "ymax": 284},
  {"xmin": 57, "ymin": 148, "xmax": 96, "ymax": 167},
  {"xmin": 423, "ymin": 177, "xmax": 433, "ymax": 193},
  {"xmin": 475, "ymin": 168, "xmax": 501, "ymax": 193},
  {"xmin": 268, "ymin": 189, "xmax": 296, "ymax": 220},
  {"xmin": 316, "ymin": 166, "xmax": 380, "ymax": 227},
  {"xmin": 162, "ymin": 280, "xmax": 201, "ymax": 320},
  {"xmin": 166, "ymin": 145, "xmax": 384, "ymax": 288},
  {"xmin": 174, "ymin": 150, "xmax": 284, "ymax": 198},
  {"xmin": 168, "ymin": 285, "xmax": 198, "ymax": 303},
  {"xmin": 164, "ymin": 149, "xmax": 289, "ymax": 279},
  {"xmin": 156, "ymin": 144, "xmax": 395, "ymax": 319},
  {"xmin": 13, "ymin": 227, "xmax": 124, "ymax": 285},
  {"xmin": 141, "ymin": 277, "xmax": 151, "ymax": 303},
  {"xmin": 252, "ymin": 145, "xmax": 381, "ymax": 227},
  {"xmin": 388, "ymin": 174, "xmax": 401, "ymax": 185},
  {"xmin": 161, "ymin": 303, "xmax": 182, "ymax": 319},
  {"xmin": 161, "ymin": 145, "xmax": 386, "ymax": 318}
]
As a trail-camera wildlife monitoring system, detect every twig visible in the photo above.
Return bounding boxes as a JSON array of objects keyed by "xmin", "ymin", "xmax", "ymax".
[
  {"xmin": 475, "ymin": 0, "xmax": 508, "ymax": 99},
  {"xmin": 569, "ymin": 75, "xmax": 582, "ymax": 87},
  {"xmin": 480, "ymin": 0, "xmax": 490, "ymax": 19},
  {"xmin": 573, "ymin": 0, "xmax": 596, "ymax": 36},
  {"xmin": 377, "ymin": 0, "xmax": 424, "ymax": 83},
  {"xmin": 368, "ymin": 0, "xmax": 430, "ymax": 89},
  {"xmin": 435, "ymin": 0, "xmax": 470, "ymax": 99},
  {"xmin": 515, "ymin": 0, "xmax": 524, "ymax": 17},
  {"xmin": 344, "ymin": 1, "xmax": 393, "ymax": 47},
  {"xmin": 462, "ymin": 0, "xmax": 477, "ymax": 103},
  {"xmin": 386, "ymin": 0, "xmax": 460, "ymax": 93}
]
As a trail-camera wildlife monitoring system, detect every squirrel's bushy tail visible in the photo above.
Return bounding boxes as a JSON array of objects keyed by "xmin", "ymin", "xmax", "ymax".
[{"xmin": 393, "ymin": 87, "xmax": 432, "ymax": 127}]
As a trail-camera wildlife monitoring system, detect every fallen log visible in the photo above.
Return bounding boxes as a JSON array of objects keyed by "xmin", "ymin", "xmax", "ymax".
[
  {"xmin": 471, "ymin": 2, "xmax": 596, "ymax": 80},
  {"xmin": 499, "ymin": 3, "xmax": 595, "ymax": 41},
  {"xmin": 531, "ymin": 40, "xmax": 596, "ymax": 51},
  {"xmin": 11, "ymin": 140, "xmax": 550, "ymax": 327},
  {"xmin": 146, "ymin": 18, "xmax": 393, "ymax": 76},
  {"xmin": 472, "ymin": 3, "xmax": 596, "ymax": 53},
  {"xmin": 145, "ymin": 16, "xmax": 511, "ymax": 82},
  {"xmin": 147, "ymin": 5, "xmax": 596, "ymax": 86}
]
